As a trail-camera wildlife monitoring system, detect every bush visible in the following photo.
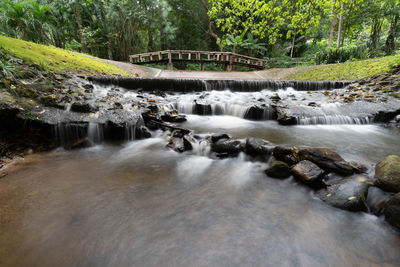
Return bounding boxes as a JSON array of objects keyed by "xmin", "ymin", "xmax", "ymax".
[{"xmin": 315, "ymin": 45, "xmax": 369, "ymax": 65}]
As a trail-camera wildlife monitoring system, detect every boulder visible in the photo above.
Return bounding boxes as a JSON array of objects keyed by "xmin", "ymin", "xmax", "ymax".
[
  {"xmin": 211, "ymin": 140, "xmax": 243, "ymax": 158},
  {"xmin": 244, "ymin": 138, "xmax": 271, "ymax": 157},
  {"xmin": 291, "ymin": 160, "xmax": 324, "ymax": 187},
  {"xmin": 317, "ymin": 176, "xmax": 370, "ymax": 212},
  {"xmin": 193, "ymin": 103, "xmax": 212, "ymax": 115},
  {"xmin": 183, "ymin": 135, "xmax": 197, "ymax": 151},
  {"xmin": 272, "ymin": 146, "xmax": 299, "ymax": 166},
  {"xmin": 298, "ymin": 147, "xmax": 358, "ymax": 175},
  {"xmin": 374, "ymin": 155, "xmax": 400, "ymax": 193},
  {"xmin": 161, "ymin": 111, "xmax": 187, "ymax": 123},
  {"xmin": 265, "ymin": 161, "xmax": 291, "ymax": 179},
  {"xmin": 209, "ymin": 133, "xmax": 230, "ymax": 143},
  {"xmin": 367, "ymin": 186, "xmax": 392, "ymax": 215},
  {"xmin": 71, "ymin": 102, "xmax": 98, "ymax": 113},
  {"xmin": 244, "ymin": 106, "xmax": 265, "ymax": 120},
  {"xmin": 136, "ymin": 126, "xmax": 152, "ymax": 139},
  {"xmin": 384, "ymin": 193, "xmax": 400, "ymax": 229}
]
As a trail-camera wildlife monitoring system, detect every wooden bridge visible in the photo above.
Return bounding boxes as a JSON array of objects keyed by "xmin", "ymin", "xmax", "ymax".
[{"xmin": 129, "ymin": 50, "xmax": 267, "ymax": 71}]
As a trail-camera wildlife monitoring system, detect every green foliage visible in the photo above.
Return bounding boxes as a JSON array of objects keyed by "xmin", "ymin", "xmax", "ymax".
[
  {"xmin": 315, "ymin": 44, "xmax": 369, "ymax": 64},
  {"xmin": 0, "ymin": 47, "xmax": 16, "ymax": 78}
]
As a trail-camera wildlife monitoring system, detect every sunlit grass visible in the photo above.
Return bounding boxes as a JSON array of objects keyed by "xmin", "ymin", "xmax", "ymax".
[
  {"xmin": 287, "ymin": 55, "xmax": 400, "ymax": 81},
  {"xmin": 0, "ymin": 35, "xmax": 129, "ymax": 76}
]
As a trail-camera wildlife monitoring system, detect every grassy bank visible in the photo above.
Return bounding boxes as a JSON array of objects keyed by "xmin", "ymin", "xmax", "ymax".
[
  {"xmin": 0, "ymin": 36, "xmax": 129, "ymax": 76},
  {"xmin": 286, "ymin": 55, "xmax": 400, "ymax": 81}
]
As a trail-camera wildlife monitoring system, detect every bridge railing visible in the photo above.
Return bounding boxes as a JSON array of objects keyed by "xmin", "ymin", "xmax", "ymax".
[{"xmin": 129, "ymin": 50, "xmax": 267, "ymax": 70}]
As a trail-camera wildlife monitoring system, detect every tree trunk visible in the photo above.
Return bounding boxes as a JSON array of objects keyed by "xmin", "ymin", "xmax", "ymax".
[
  {"xmin": 107, "ymin": 34, "xmax": 113, "ymax": 60},
  {"xmin": 385, "ymin": 15, "xmax": 399, "ymax": 55},
  {"xmin": 369, "ymin": 17, "xmax": 383, "ymax": 55},
  {"xmin": 199, "ymin": 0, "xmax": 221, "ymax": 50},
  {"xmin": 328, "ymin": 0, "xmax": 337, "ymax": 48},
  {"xmin": 148, "ymin": 32, "xmax": 154, "ymax": 52},
  {"xmin": 75, "ymin": 2, "xmax": 88, "ymax": 53},
  {"xmin": 337, "ymin": 4, "xmax": 343, "ymax": 48},
  {"xmin": 290, "ymin": 32, "xmax": 296, "ymax": 58}
]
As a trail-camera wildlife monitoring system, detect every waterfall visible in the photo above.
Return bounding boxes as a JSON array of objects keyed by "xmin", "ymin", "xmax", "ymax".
[
  {"xmin": 88, "ymin": 77, "xmax": 349, "ymax": 92},
  {"xmin": 88, "ymin": 123, "xmax": 104, "ymax": 144},
  {"xmin": 296, "ymin": 115, "xmax": 372, "ymax": 125},
  {"xmin": 53, "ymin": 122, "xmax": 88, "ymax": 146},
  {"xmin": 124, "ymin": 123, "xmax": 136, "ymax": 141}
]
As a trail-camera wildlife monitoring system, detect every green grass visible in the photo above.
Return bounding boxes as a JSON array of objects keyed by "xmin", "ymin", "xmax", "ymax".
[
  {"xmin": 286, "ymin": 55, "xmax": 400, "ymax": 81},
  {"xmin": 0, "ymin": 35, "xmax": 129, "ymax": 76}
]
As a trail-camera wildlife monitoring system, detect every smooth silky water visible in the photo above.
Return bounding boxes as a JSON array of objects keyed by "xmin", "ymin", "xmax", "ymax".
[{"xmin": 1, "ymin": 84, "xmax": 400, "ymax": 266}]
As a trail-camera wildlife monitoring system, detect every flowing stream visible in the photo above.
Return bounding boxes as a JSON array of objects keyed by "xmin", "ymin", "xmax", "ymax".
[{"xmin": 1, "ymin": 81, "xmax": 400, "ymax": 267}]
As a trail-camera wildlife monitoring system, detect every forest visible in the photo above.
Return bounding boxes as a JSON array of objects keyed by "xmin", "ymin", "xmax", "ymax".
[{"xmin": 0, "ymin": 0, "xmax": 399, "ymax": 68}]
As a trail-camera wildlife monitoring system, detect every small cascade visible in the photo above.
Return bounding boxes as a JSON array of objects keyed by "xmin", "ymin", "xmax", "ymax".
[
  {"xmin": 53, "ymin": 122, "xmax": 88, "ymax": 146},
  {"xmin": 124, "ymin": 123, "xmax": 137, "ymax": 141},
  {"xmin": 297, "ymin": 115, "xmax": 371, "ymax": 125},
  {"xmin": 191, "ymin": 139, "xmax": 211, "ymax": 157},
  {"xmin": 89, "ymin": 77, "xmax": 349, "ymax": 92},
  {"xmin": 172, "ymin": 101, "xmax": 275, "ymax": 120},
  {"xmin": 88, "ymin": 123, "xmax": 104, "ymax": 144}
]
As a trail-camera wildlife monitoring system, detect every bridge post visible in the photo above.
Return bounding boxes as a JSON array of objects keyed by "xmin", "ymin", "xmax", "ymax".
[{"xmin": 167, "ymin": 51, "xmax": 173, "ymax": 70}]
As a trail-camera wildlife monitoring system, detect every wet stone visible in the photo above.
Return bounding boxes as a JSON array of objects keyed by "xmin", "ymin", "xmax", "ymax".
[
  {"xmin": 374, "ymin": 155, "xmax": 400, "ymax": 193},
  {"xmin": 265, "ymin": 161, "xmax": 291, "ymax": 179},
  {"xmin": 384, "ymin": 193, "xmax": 400, "ymax": 230},
  {"xmin": 244, "ymin": 138, "xmax": 271, "ymax": 157},
  {"xmin": 291, "ymin": 160, "xmax": 325, "ymax": 188},
  {"xmin": 71, "ymin": 102, "xmax": 98, "ymax": 113},
  {"xmin": 211, "ymin": 140, "xmax": 243, "ymax": 157},
  {"xmin": 317, "ymin": 176, "xmax": 370, "ymax": 212}
]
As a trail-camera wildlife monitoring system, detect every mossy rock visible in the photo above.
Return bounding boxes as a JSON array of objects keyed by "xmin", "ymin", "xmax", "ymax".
[
  {"xmin": 265, "ymin": 161, "xmax": 291, "ymax": 179},
  {"xmin": 384, "ymin": 193, "xmax": 400, "ymax": 229},
  {"xmin": 374, "ymin": 155, "xmax": 400, "ymax": 193}
]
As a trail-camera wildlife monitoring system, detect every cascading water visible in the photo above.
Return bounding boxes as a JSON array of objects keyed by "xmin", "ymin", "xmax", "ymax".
[{"xmin": 88, "ymin": 122, "xmax": 104, "ymax": 144}]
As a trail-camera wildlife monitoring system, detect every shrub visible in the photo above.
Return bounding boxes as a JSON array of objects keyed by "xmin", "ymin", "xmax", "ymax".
[{"xmin": 315, "ymin": 45, "xmax": 369, "ymax": 65}]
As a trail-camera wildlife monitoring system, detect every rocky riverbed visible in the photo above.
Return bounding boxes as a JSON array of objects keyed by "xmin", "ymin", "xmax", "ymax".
[{"xmin": 1, "ymin": 62, "xmax": 400, "ymax": 232}]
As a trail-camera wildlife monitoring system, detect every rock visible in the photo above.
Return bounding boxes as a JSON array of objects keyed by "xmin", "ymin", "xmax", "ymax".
[
  {"xmin": 277, "ymin": 114, "xmax": 297, "ymax": 125},
  {"xmin": 270, "ymin": 94, "xmax": 281, "ymax": 102},
  {"xmin": 40, "ymin": 95, "xmax": 63, "ymax": 109},
  {"xmin": 367, "ymin": 187, "xmax": 392, "ymax": 215},
  {"xmin": 66, "ymin": 137, "xmax": 91, "ymax": 149},
  {"xmin": 136, "ymin": 126, "xmax": 152, "ymax": 139},
  {"xmin": 83, "ymin": 84, "xmax": 94, "ymax": 92},
  {"xmin": 183, "ymin": 135, "xmax": 196, "ymax": 151},
  {"xmin": 374, "ymin": 109, "xmax": 400, "ymax": 123},
  {"xmin": 244, "ymin": 106, "xmax": 265, "ymax": 120},
  {"xmin": 374, "ymin": 155, "xmax": 400, "ymax": 193},
  {"xmin": 298, "ymin": 147, "xmax": 357, "ymax": 175},
  {"xmin": 161, "ymin": 111, "xmax": 187, "ymax": 123},
  {"xmin": 384, "ymin": 193, "xmax": 400, "ymax": 229},
  {"xmin": 395, "ymin": 114, "xmax": 400, "ymax": 123},
  {"xmin": 209, "ymin": 133, "xmax": 230, "ymax": 143},
  {"xmin": 71, "ymin": 102, "xmax": 98, "ymax": 113},
  {"xmin": 166, "ymin": 137, "xmax": 185, "ymax": 153},
  {"xmin": 272, "ymin": 146, "xmax": 299, "ymax": 166},
  {"xmin": 193, "ymin": 103, "xmax": 212, "ymax": 115},
  {"xmin": 112, "ymin": 102, "xmax": 123, "ymax": 110},
  {"xmin": 244, "ymin": 138, "xmax": 271, "ymax": 157},
  {"xmin": 317, "ymin": 176, "xmax": 370, "ymax": 212},
  {"xmin": 211, "ymin": 140, "xmax": 243, "ymax": 157},
  {"xmin": 265, "ymin": 161, "xmax": 291, "ymax": 179},
  {"xmin": 291, "ymin": 160, "xmax": 325, "ymax": 187},
  {"xmin": 308, "ymin": 102, "xmax": 320, "ymax": 107}
]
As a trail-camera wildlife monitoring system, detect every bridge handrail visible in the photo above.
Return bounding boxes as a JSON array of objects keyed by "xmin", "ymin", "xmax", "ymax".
[{"xmin": 129, "ymin": 50, "xmax": 267, "ymax": 69}]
